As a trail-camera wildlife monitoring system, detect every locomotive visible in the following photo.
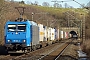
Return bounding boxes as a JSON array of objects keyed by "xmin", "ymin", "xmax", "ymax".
[{"xmin": 4, "ymin": 18, "xmax": 41, "ymax": 52}]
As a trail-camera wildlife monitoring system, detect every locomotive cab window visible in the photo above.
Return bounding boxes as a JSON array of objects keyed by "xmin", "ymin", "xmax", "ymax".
[
  {"xmin": 8, "ymin": 25, "xmax": 16, "ymax": 32},
  {"xmin": 17, "ymin": 24, "xmax": 26, "ymax": 32},
  {"xmin": 8, "ymin": 24, "xmax": 26, "ymax": 32}
]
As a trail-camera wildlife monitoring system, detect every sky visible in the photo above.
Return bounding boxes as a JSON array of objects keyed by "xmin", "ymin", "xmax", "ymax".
[{"xmin": 14, "ymin": 0, "xmax": 89, "ymax": 8}]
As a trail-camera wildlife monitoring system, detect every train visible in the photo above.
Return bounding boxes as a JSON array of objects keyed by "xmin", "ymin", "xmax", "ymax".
[
  {"xmin": 4, "ymin": 18, "xmax": 78, "ymax": 53},
  {"xmin": 4, "ymin": 18, "xmax": 62, "ymax": 53}
]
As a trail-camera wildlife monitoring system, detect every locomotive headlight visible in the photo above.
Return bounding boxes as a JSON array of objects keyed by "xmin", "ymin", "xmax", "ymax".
[
  {"xmin": 23, "ymin": 40, "xmax": 26, "ymax": 42},
  {"xmin": 8, "ymin": 40, "xmax": 11, "ymax": 42}
]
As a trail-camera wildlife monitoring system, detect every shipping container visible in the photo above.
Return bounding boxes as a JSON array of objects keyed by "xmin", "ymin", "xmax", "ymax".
[
  {"xmin": 43, "ymin": 26, "xmax": 47, "ymax": 41},
  {"xmin": 57, "ymin": 29, "xmax": 60, "ymax": 40},
  {"xmin": 50, "ymin": 28, "xmax": 55, "ymax": 40},
  {"xmin": 47, "ymin": 27, "xmax": 51, "ymax": 40},
  {"xmin": 60, "ymin": 31, "xmax": 64, "ymax": 39},
  {"xmin": 65, "ymin": 32, "xmax": 69, "ymax": 39},
  {"xmin": 38, "ymin": 24, "xmax": 44, "ymax": 41}
]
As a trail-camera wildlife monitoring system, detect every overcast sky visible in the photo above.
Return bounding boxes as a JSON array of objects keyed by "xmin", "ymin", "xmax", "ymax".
[{"xmin": 14, "ymin": 0, "xmax": 89, "ymax": 8}]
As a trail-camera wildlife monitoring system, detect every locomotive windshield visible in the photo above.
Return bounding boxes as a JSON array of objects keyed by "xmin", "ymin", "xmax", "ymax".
[
  {"xmin": 8, "ymin": 24, "xmax": 26, "ymax": 32},
  {"xmin": 8, "ymin": 25, "xmax": 16, "ymax": 32},
  {"xmin": 17, "ymin": 25, "xmax": 26, "ymax": 32}
]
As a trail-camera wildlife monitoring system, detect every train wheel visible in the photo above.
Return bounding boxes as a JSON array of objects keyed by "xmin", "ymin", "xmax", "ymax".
[
  {"xmin": 46, "ymin": 43, "xmax": 48, "ymax": 46},
  {"xmin": 23, "ymin": 49, "xmax": 28, "ymax": 53},
  {"xmin": 40, "ymin": 45, "xmax": 42, "ymax": 48},
  {"xmin": 36, "ymin": 44, "xmax": 40, "ymax": 49},
  {"xmin": 32, "ymin": 45, "xmax": 36, "ymax": 51},
  {"xmin": 22, "ymin": 48, "xmax": 27, "ymax": 53},
  {"xmin": 27, "ymin": 47, "xmax": 32, "ymax": 52}
]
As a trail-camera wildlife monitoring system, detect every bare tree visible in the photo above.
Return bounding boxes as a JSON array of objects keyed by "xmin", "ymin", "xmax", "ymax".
[
  {"xmin": 53, "ymin": 3, "xmax": 60, "ymax": 8},
  {"xmin": 0, "ymin": 0, "xmax": 5, "ymax": 14},
  {"xmin": 11, "ymin": 0, "xmax": 14, "ymax": 2},
  {"xmin": 59, "ymin": 4, "xmax": 62, "ymax": 8},
  {"xmin": 42, "ymin": 2, "xmax": 50, "ymax": 7},
  {"xmin": 19, "ymin": 0, "xmax": 25, "ymax": 4},
  {"xmin": 0, "ymin": 0, "xmax": 10, "ymax": 44},
  {"xmin": 34, "ymin": 1, "xmax": 38, "ymax": 5},
  {"xmin": 5, "ymin": 0, "xmax": 10, "ymax": 2},
  {"xmin": 26, "ymin": 1, "xmax": 31, "ymax": 5},
  {"xmin": 64, "ymin": 3, "xmax": 69, "ymax": 8}
]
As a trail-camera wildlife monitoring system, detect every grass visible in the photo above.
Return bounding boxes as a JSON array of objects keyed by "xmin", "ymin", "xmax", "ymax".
[
  {"xmin": 33, "ymin": 5, "xmax": 86, "ymax": 14},
  {"xmin": 81, "ymin": 39, "xmax": 90, "ymax": 57}
]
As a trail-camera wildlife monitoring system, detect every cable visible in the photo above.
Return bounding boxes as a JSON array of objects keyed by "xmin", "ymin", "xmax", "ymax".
[{"xmin": 72, "ymin": 0, "xmax": 84, "ymax": 7}]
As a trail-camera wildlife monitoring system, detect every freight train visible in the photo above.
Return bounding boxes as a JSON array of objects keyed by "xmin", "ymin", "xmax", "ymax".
[
  {"xmin": 4, "ymin": 19, "xmax": 77, "ymax": 53},
  {"xmin": 4, "ymin": 18, "xmax": 62, "ymax": 53}
]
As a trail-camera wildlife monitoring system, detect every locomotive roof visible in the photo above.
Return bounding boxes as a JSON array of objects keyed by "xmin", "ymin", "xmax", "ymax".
[{"xmin": 5, "ymin": 20, "xmax": 38, "ymax": 26}]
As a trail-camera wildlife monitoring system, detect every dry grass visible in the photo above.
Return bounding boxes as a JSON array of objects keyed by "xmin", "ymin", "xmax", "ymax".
[{"xmin": 81, "ymin": 39, "xmax": 90, "ymax": 57}]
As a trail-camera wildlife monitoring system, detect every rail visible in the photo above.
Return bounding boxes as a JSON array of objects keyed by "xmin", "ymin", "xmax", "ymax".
[{"xmin": 38, "ymin": 40, "xmax": 72, "ymax": 60}]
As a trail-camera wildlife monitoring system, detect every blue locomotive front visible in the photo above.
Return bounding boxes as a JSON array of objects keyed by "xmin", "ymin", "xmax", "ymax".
[{"xmin": 4, "ymin": 20, "xmax": 39, "ymax": 52}]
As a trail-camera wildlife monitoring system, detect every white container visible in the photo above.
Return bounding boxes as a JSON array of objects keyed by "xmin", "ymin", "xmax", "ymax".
[
  {"xmin": 69, "ymin": 34, "xmax": 72, "ymax": 38},
  {"xmin": 38, "ymin": 24, "xmax": 44, "ymax": 41},
  {"xmin": 47, "ymin": 27, "xmax": 51, "ymax": 40},
  {"xmin": 61, "ymin": 31, "xmax": 64, "ymax": 39},
  {"xmin": 51, "ymin": 28, "xmax": 55, "ymax": 40},
  {"xmin": 55, "ymin": 28, "xmax": 59, "ymax": 40},
  {"xmin": 57, "ymin": 29, "xmax": 60, "ymax": 40},
  {"xmin": 43, "ymin": 26, "xmax": 47, "ymax": 41}
]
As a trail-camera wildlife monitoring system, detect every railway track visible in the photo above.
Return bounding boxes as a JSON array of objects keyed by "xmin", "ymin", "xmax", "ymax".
[
  {"xmin": 0, "ymin": 42, "xmax": 60, "ymax": 60},
  {"xmin": 0, "ymin": 39, "xmax": 72, "ymax": 60},
  {"xmin": 38, "ymin": 40, "xmax": 72, "ymax": 60},
  {"xmin": 54, "ymin": 41, "xmax": 71, "ymax": 60},
  {"xmin": 15, "ymin": 39, "xmax": 72, "ymax": 60},
  {"xmin": 0, "ymin": 55, "xmax": 17, "ymax": 60},
  {"xmin": 14, "ymin": 41, "xmax": 63, "ymax": 60}
]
